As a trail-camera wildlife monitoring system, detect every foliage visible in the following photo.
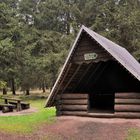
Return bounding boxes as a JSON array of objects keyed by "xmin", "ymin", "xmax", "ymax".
[
  {"xmin": 0, "ymin": 0, "xmax": 140, "ymax": 93},
  {"xmin": 0, "ymin": 80, "xmax": 7, "ymax": 89}
]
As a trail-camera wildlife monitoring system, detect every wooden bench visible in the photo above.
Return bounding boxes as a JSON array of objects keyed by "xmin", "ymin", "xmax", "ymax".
[
  {"xmin": 0, "ymin": 103, "xmax": 16, "ymax": 113},
  {"xmin": 1, "ymin": 97, "xmax": 22, "ymax": 111},
  {"xmin": 8, "ymin": 101, "xmax": 30, "ymax": 110}
]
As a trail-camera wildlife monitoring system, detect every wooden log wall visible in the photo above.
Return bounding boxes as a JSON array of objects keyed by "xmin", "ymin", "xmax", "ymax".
[
  {"xmin": 115, "ymin": 92, "xmax": 140, "ymax": 118},
  {"xmin": 56, "ymin": 92, "xmax": 140, "ymax": 118},
  {"xmin": 56, "ymin": 93, "xmax": 89, "ymax": 116}
]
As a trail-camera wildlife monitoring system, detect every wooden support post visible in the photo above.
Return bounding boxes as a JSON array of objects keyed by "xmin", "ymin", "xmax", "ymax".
[
  {"xmin": 4, "ymin": 99, "xmax": 8, "ymax": 104},
  {"xmin": 17, "ymin": 101, "xmax": 22, "ymax": 112}
]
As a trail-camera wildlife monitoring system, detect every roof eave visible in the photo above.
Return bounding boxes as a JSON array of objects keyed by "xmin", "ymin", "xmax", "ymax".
[{"xmin": 45, "ymin": 26, "xmax": 86, "ymax": 107}]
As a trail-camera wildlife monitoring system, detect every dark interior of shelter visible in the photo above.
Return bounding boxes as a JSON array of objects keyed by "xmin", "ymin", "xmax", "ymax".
[
  {"xmin": 89, "ymin": 92, "xmax": 114, "ymax": 113},
  {"xmin": 64, "ymin": 60, "xmax": 140, "ymax": 113}
]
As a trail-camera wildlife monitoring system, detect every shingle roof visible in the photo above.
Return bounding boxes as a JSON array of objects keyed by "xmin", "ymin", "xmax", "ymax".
[
  {"xmin": 45, "ymin": 25, "xmax": 140, "ymax": 107},
  {"xmin": 83, "ymin": 26, "xmax": 140, "ymax": 81}
]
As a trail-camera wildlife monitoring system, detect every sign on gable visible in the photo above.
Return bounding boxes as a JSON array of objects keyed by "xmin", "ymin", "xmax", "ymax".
[{"xmin": 84, "ymin": 53, "xmax": 98, "ymax": 60}]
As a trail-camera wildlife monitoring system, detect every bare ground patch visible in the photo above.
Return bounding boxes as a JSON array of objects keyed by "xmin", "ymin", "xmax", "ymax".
[
  {"xmin": 0, "ymin": 116, "xmax": 140, "ymax": 140},
  {"xmin": 0, "ymin": 107, "xmax": 38, "ymax": 116}
]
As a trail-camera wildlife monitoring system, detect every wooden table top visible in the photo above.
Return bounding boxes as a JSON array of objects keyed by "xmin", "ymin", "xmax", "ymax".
[{"xmin": 0, "ymin": 97, "xmax": 22, "ymax": 101}]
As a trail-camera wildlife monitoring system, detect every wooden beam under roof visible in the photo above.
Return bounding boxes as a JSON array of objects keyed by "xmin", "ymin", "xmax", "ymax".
[
  {"xmin": 86, "ymin": 62, "xmax": 110, "ymax": 92},
  {"xmin": 60, "ymin": 64, "xmax": 82, "ymax": 94},
  {"xmin": 81, "ymin": 62, "xmax": 103, "ymax": 90},
  {"xmin": 71, "ymin": 62, "xmax": 93, "ymax": 92},
  {"xmin": 91, "ymin": 62, "xmax": 110, "ymax": 84},
  {"xmin": 50, "ymin": 63, "xmax": 72, "ymax": 104}
]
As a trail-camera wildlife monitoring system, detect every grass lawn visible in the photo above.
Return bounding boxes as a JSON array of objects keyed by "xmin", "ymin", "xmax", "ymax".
[
  {"xmin": 126, "ymin": 128, "xmax": 140, "ymax": 140},
  {"xmin": 0, "ymin": 92, "xmax": 139, "ymax": 140},
  {"xmin": 0, "ymin": 99, "xmax": 56, "ymax": 134}
]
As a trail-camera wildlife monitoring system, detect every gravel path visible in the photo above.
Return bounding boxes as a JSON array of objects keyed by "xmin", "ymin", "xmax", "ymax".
[{"xmin": 0, "ymin": 116, "xmax": 140, "ymax": 140}]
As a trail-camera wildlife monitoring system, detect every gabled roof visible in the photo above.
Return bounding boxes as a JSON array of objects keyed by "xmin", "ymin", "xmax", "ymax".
[{"xmin": 45, "ymin": 25, "xmax": 140, "ymax": 107}]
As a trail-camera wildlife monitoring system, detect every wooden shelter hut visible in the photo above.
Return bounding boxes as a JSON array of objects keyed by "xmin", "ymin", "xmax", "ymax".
[{"xmin": 45, "ymin": 26, "xmax": 140, "ymax": 118}]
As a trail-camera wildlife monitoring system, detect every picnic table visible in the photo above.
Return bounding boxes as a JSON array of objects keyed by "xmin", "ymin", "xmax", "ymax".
[{"xmin": 1, "ymin": 97, "xmax": 22, "ymax": 111}]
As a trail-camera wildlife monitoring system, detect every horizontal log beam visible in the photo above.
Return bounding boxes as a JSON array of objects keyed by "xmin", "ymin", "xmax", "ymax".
[
  {"xmin": 62, "ymin": 111, "xmax": 115, "ymax": 118},
  {"xmin": 87, "ymin": 113, "xmax": 114, "ymax": 118},
  {"xmin": 115, "ymin": 92, "xmax": 140, "ymax": 99},
  {"xmin": 115, "ymin": 99, "xmax": 140, "ymax": 104},
  {"xmin": 62, "ymin": 111, "xmax": 87, "ymax": 116},
  {"xmin": 61, "ymin": 99, "xmax": 88, "ymax": 105},
  {"xmin": 61, "ymin": 111, "xmax": 140, "ymax": 118},
  {"xmin": 61, "ymin": 105, "xmax": 88, "ymax": 111},
  {"xmin": 115, "ymin": 104, "xmax": 140, "ymax": 112},
  {"xmin": 61, "ymin": 93, "xmax": 88, "ymax": 99},
  {"xmin": 115, "ymin": 112, "xmax": 140, "ymax": 118}
]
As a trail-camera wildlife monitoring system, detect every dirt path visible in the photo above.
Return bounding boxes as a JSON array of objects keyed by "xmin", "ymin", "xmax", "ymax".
[
  {"xmin": 0, "ymin": 107, "xmax": 38, "ymax": 116},
  {"xmin": 0, "ymin": 116, "xmax": 140, "ymax": 140}
]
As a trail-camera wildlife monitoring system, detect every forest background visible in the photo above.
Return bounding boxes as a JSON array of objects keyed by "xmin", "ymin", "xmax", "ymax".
[{"xmin": 0, "ymin": 0, "xmax": 140, "ymax": 95}]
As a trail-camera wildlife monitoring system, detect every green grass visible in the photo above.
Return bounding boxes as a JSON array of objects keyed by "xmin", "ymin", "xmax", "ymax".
[
  {"xmin": 126, "ymin": 128, "xmax": 140, "ymax": 140},
  {"xmin": 0, "ymin": 99, "xmax": 56, "ymax": 134}
]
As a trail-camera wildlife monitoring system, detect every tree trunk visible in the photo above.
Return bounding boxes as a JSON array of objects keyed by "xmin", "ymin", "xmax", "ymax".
[
  {"xmin": 42, "ymin": 82, "xmax": 45, "ymax": 93},
  {"xmin": 50, "ymin": 59, "xmax": 56, "ymax": 90},
  {"xmin": 3, "ymin": 88, "xmax": 7, "ymax": 95},
  {"xmin": 26, "ymin": 89, "xmax": 30, "ymax": 95},
  {"xmin": 39, "ymin": 85, "xmax": 42, "ymax": 90},
  {"xmin": 66, "ymin": 0, "xmax": 70, "ymax": 35},
  {"xmin": 46, "ymin": 84, "xmax": 48, "ymax": 90},
  {"xmin": 11, "ymin": 78, "xmax": 16, "ymax": 95}
]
